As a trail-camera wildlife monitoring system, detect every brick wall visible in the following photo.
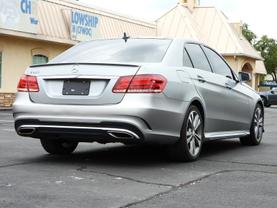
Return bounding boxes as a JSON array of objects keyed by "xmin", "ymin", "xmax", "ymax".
[{"xmin": 0, "ymin": 93, "xmax": 16, "ymax": 107}]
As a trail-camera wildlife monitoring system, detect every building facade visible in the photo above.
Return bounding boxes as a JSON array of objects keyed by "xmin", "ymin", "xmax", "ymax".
[
  {"xmin": 0, "ymin": 0, "xmax": 267, "ymax": 107},
  {"xmin": 157, "ymin": 0, "xmax": 267, "ymax": 89}
]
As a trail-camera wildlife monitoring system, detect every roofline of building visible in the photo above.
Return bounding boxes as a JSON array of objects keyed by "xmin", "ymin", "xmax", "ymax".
[
  {"xmin": 157, "ymin": 5, "xmax": 257, "ymax": 59},
  {"xmin": 222, "ymin": 53, "xmax": 263, "ymax": 61},
  {"xmin": 0, "ymin": 29, "xmax": 77, "ymax": 45},
  {"xmin": 195, "ymin": 6, "xmax": 263, "ymax": 60},
  {"xmin": 194, "ymin": 6, "xmax": 230, "ymax": 19},
  {"xmin": 45, "ymin": 0, "xmax": 156, "ymax": 28},
  {"xmin": 156, "ymin": 4, "xmax": 216, "ymax": 22},
  {"xmin": 155, "ymin": 5, "xmax": 178, "ymax": 21}
]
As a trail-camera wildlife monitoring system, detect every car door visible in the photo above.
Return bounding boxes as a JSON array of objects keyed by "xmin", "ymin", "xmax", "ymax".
[
  {"xmin": 185, "ymin": 43, "xmax": 232, "ymax": 133},
  {"xmin": 202, "ymin": 46, "xmax": 252, "ymax": 131}
]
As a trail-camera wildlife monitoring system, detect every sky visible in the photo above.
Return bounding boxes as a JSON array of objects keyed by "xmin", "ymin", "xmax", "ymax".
[{"xmin": 79, "ymin": 0, "xmax": 276, "ymax": 39}]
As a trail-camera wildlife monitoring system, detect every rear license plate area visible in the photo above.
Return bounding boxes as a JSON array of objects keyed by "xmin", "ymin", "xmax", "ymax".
[{"xmin": 62, "ymin": 79, "xmax": 90, "ymax": 96}]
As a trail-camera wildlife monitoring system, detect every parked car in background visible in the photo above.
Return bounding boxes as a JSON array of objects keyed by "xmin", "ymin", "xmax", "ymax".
[
  {"xmin": 259, "ymin": 87, "xmax": 277, "ymax": 107},
  {"xmin": 13, "ymin": 38, "xmax": 264, "ymax": 162}
]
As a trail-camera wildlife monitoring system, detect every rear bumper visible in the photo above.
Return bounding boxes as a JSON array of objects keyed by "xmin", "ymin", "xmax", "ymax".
[
  {"xmin": 13, "ymin": 93, "xmax": 190, "ymax": 144},
  {"xmin": 15, "ymin": 120, "xmax": 143, "ymax": 144}
]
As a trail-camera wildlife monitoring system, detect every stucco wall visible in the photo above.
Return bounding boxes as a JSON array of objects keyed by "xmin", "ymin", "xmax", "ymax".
[
  {"xmin": 224, "ymin": 56, "xmax": 241, "ymax": 73},
  {"xmin": 0, "ymin": 36, "xmax": 71, "ymax": 93},
  {"xmin": 224, "ymin": 56, "xmax": 257, "ymax": 89}
]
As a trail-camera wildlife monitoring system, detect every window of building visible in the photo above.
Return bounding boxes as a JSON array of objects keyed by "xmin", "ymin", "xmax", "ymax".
[
  {"xmin": 32, "ymin": 54, "xmax": 48, "ymax": 65},
  {"xmin": 185, "ymin": 44, "xmax": 212, "ymax": 72},
  {"xmin": 183, "ymin": 49, "xmax": 193, "ymax": 68},
  {"xmin": 203, "ymin": 46, "xmax": 233, "ymax": 79},
  {"xmin": 0, "ymin": 53, "xmax": 2, "ymax": 88}
]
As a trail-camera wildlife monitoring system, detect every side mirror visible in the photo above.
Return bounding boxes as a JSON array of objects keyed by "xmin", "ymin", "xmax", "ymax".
[{"xmin": 239, "ymin": 72, "xmax": 251, "ymax": 82}]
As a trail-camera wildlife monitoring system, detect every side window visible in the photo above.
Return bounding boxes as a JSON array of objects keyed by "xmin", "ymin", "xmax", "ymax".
[
  {"xmin": 183, "ymin": 49, "xmax": 193, "ymax": 68},
  {"xmin": 32, "ymin": 54, "xmax": 48, "ymax": 65},
  {"xmin": 203, "ymin": 47, "xmax": 233, "ymax": 79},
  {"xmin": 0, "ymin": 53, "xmax": 2, "ymax": 88},
  {"xmin": 185, "ymin": 44, "xmax": 212, "ymax": 72}
]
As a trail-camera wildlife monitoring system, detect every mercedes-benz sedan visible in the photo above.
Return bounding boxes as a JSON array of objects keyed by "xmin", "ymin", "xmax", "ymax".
[{"xmin": 13, "ymin": 38, "xmax": 264, "ymax": 161}]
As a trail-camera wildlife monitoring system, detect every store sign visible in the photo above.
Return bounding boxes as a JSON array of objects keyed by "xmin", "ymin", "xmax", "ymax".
[
  {"xmin": 71, "ymin": 10, "xmax": 100, "ymax": 41},
  {"xmin": 0, "ymin": 0, "xmax": 38, "ymax": 34}
]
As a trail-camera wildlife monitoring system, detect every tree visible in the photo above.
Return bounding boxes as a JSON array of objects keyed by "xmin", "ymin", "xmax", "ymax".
[
  {"xmin": 255, "ymin": 36, "xmax": 277, "ymax": 81},
  {"xmin": 242, "ymin": 23, "xmax": 257, "ymax": 45},
  {"xmin": 241, "ymin": 23, "xmax": 277, "ymax": 81}
]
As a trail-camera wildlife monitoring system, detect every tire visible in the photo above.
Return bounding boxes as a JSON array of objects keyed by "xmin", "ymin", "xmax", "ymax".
[
  {"xmin": 261, "ymin": 97, "xmax": 271, "ymax": 108},
  {"xmin": 168, "ymin": 105, "xmax": 204, "ymax": 162},
  {"xmin": 40, "ymin": 139, "xmax": 78, "ymax": 155},
  {"xmin": 240, "ymin": 104, "xmax": 264, "ymax": 146}
]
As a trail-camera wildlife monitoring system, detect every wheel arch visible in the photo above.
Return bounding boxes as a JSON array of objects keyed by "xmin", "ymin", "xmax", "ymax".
[
  {"xmin": 247, "ymin": 100, "xmax": 264, "ymax": 130},
  {"xmin": 189, "ymin": 98, "xmax": 206, "ymax": 127},
  {"xmin": 260, "ymin": 95, "xmax": 271, "ymax": 107},
  {"xmin": 257, "ymin": 100, "xmax": 264, "ymax": 115},
  {"xmin": 260, "ymin": 95, "xmax": 268, "ymax": 102}
]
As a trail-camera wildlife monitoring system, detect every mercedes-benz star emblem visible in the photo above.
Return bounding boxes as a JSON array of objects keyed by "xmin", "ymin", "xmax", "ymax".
[{"xmin": 72, "ymin": 68, "xmax": 79, "ymax": 74}]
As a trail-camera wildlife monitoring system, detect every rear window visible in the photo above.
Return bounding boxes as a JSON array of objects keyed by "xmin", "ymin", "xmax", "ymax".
[{"xmin": 50, "ymin": 39, "xmax": 172, "ymax": 64}]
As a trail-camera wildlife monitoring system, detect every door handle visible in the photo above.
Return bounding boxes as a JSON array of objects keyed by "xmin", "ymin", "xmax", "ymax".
[
  {"xmin": 225, "ymin": 83, "xmax": 232, "ymax": 89},
  {"xmin": 197, "ymin": 75, "xmax": 206, "ymax": 83}
]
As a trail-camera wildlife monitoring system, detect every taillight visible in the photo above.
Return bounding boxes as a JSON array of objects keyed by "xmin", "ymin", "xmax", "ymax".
[
  {"xmin": 27, "ymin": 76, "xmax": 40, "ymax": 92},
  {"xmin": 17, "ymin": 75, "xmax": 39, "ymax": 92},
  {"xmin": 113, "ymin": 74, "xmax": 167, "ymax": 93},
  {"xmin": 112, "ymin": 76, "xmax": 133, "ymax": 93},
  {"xmin": 17, "ymin": 75, "xmax": 28, "ymax": 92}
]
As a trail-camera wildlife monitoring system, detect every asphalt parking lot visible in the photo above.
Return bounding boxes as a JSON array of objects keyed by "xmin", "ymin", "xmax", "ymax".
[{"xmin": 0, "ymin": 108, "xmax": 277, "ymax": 208}]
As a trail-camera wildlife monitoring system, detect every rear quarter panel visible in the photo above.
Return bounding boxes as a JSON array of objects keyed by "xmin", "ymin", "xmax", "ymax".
[
  {"xmin": 137, "ymin": 65, "xmax": 199, "ymax": 103},
  {"xmin": 241, "ymin": 83, "xmax": 263, "ymax": 116}
]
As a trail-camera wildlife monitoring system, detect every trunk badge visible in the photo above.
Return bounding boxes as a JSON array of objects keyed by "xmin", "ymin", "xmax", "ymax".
[{"xmin": 72, "ymin": 68, "xmax": 79, "ymax": 74}]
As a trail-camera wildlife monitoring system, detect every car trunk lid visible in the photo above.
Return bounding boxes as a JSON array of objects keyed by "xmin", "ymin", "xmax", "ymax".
[{"xmin": 26, "ymin": 63, "xmax": 140, "ymax": 105}]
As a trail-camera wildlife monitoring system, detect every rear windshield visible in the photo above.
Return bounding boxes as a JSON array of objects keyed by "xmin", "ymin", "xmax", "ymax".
[{"xmin": 50, "ymin": 39, "xmax": 172, "ymax": 64}]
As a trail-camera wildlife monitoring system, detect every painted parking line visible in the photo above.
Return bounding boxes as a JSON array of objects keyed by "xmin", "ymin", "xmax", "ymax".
[
  {"xmin": 1, "ymin": 128, "xmax": 15, "ymax": 132},
  {"xmin": 0, "ymin": 120, "xmax": 14, "ymax": 123}
]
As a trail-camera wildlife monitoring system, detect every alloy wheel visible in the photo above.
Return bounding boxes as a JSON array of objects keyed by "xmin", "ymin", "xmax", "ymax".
[
  {"xmin": 186, "ymin": 111, "xmax": 203, "ymax": 157},
  {"xmin": 253, "ymin": 107, "xmax": 264, "ymax": 142}
]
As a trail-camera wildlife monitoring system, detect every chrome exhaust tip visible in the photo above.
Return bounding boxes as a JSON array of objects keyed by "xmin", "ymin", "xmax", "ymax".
[
  {"xmin": 18, "ymin": 127, "xmax": 36, "ymax": 136},
  {"xmin": 108, "ymin": 131, "xmax": 136, "ymax": 139}
]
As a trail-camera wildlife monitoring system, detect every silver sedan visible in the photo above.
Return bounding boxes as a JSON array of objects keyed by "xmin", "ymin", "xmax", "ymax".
[{"xmin": 13, "ymin": 38, "xmax": 264, "ymax": 161}]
